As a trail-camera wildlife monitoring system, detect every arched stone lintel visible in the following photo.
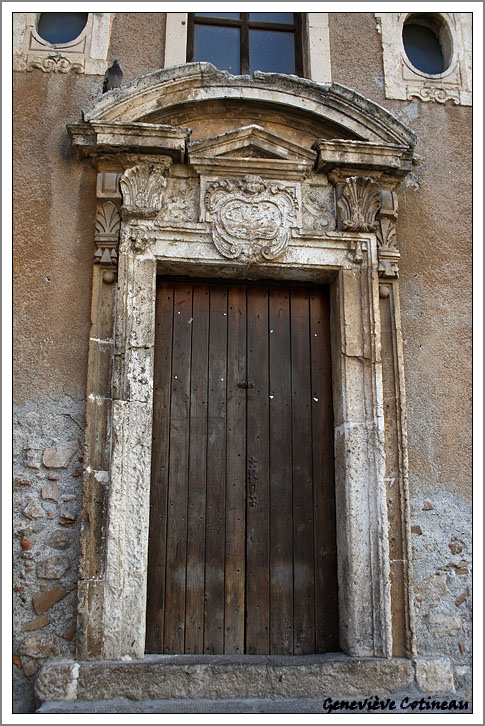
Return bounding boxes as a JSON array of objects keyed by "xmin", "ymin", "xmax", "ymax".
[{"xmin": 82, "ymin": 62, "xmax": 417, "ymax": 148}]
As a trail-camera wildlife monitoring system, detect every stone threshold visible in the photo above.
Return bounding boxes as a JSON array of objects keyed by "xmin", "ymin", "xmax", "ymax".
[{"xmin": 35, "ymin": 654, "xmax": 456, "ymax": 706}]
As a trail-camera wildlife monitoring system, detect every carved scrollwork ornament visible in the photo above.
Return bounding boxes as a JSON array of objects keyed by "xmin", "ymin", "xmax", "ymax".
[
  {"xmin": 407, "ymin": 87, "xmax": 460, "ymax": 105},
  {"xmin": 26, "ymin": 55, "xmax": 83, "ymax": 74},
  {"xmin": 302, "ymin": 188, "xmax": 329, "ymax": 230},
  {"xmin": 205, "ymin": 174, "xmax": 299, "ymax": 262},
  {"xmin": 337, "ymin": 176, "xmax": 381, "ymax": 232}
]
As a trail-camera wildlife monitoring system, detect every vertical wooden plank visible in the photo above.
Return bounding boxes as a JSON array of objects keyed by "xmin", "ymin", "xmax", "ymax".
[
  {"xmin": 204, "ymin": 283, "xmax": 228, "ymax": 654},
  {"xmin": 224, "ymin": 284, "xmax": 247, "ymax": 654},
  {"xmin": 268, "ymin": 286, "xmax": 294, "ymax": 654},
  {"xmin": 163, "ymin": 282, "xmax": 193, "ymax": 653},
  {"xmin": 185, "ymin": 283, "xmax": 210, "ymax": 653},
  {"xmin": 291, "ymin": 286, "xmax": 315, "ymax": 654},
  {"xmin": 246, "ymin": 284, "xmax": 270, "ymax": 654},
  {"xmin": 146, "ymin": 280, "xmax": 174, "ymax": 653},
  {"xmin": 310, "ymin": 287, "xmax": 339, "ymax": 652}
]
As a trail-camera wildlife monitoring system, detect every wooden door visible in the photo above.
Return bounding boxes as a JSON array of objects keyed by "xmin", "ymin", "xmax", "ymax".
[{"xmin": 146, "ymin": 278, "xmax": 339, "ymax": 655}]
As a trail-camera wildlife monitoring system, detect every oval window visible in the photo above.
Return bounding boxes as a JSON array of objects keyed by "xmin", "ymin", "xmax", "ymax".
[
  {"xmin": 37, "ymin": 12, "xmax": 88, "ymax": 45},
  {"xmin": 402, "ymin": 15, "xmax": 451, "ymax": 75}
]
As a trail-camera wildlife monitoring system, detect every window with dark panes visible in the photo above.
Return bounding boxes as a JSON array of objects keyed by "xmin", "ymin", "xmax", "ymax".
[
  {"xmin": 37, "ymin": 12, "xmax": 88, "ymax": 44},
  {"xmin": 187, "ymin": 13, "xmax": 303, "ymax": 76}
]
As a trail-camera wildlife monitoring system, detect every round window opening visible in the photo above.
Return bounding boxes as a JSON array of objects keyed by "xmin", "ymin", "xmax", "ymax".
[
  {"xmin": 37, "ymin": 12, "xmax": 88, "ymax": 45},
  {"xmin": 403, "ymin": 14, "xmax": 452, "ymax": 75}
]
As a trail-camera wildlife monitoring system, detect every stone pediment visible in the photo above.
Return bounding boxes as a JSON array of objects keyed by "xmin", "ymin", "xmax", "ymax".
[
  {"xmin": 189, "ymin": 125, "xmax": 315, "ymax": 162},
  {"xmin": 188, "ymin": 125, "xmax": 315, "ymax": 181}
]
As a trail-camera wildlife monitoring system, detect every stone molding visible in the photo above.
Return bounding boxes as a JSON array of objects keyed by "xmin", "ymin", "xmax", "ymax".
[
  {"xmin": 188, "ymin": 124, "xmax": 315, "ymax": 182},
  {"xmin": 375, "ymin": 12, "xmax": 472, "ymax": 106},
  {"xmin": 94, "ymin": 201, "xmax": 120, "ymax": 284},
  {"xmin": 204, "ymin": 175, "xmax": 299, "ymax": 262},
  {"xmin": 67, "ymin": 122, "xmax": 190, "ymax": 164},
  {"xmin": 377, "ymin": 191, "xmax": 400, "ymax": 280},
  {"xmin": 313, "ymin": 139, "xmax": 414, "ymax": 178},
  {"xmin": 13, "ymin": 12, "xmax": 113, "ymax": 76},
  {"xmin": 82, "ymin": 63, "xmax": 417, "ymax": 148}
]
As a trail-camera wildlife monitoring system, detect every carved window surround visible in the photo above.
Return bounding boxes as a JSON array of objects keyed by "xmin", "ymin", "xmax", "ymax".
[
  {"xmin": 13, "ymin": 12, "xmax": 114, "ymax": 74},
  {"xmin": 165, "ymin": 12, "xmax": 332, "ymax": 84},
  {"xmin": 375, "ymin": 12, "xmax": 472, "ymax": 106}
]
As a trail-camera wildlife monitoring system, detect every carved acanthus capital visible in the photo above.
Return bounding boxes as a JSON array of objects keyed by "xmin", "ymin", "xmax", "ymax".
[
  {"xmin": 336, "ymin": 176, "xmax": 381, "ymax": 232},
  {"xmin": 204, "ymin": 174, "xmax": 299, "ymax": 262},
  {"xmin": 94, "ymin": 201, "xmax": 121, "ymax": 284},
  {"xmin": 120, "ymin": 158, "xmax": 171, "ymax": 219}
]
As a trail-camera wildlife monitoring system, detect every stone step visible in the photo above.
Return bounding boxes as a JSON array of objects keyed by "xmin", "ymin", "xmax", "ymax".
[{"xmin": 34, "ymin": 654, "xmax": 462, "ymax": 711}]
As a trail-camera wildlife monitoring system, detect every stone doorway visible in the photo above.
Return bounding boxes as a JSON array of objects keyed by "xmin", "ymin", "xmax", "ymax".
[{"xmin": 145, "ymin": 278, "xmax": 338, "ymax": 655}]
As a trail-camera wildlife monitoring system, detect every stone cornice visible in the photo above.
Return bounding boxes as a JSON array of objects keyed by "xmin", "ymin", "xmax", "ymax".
[
  {"xmin": 67, "ymin": 121, "xmax": 190, "ymax": 163},
  {"xmin": 313, "ymin": 139, "xmax": 414, "ymax": 178},
  {"xmin": 80, "ymin": 63, "xmax": 417, "ymax": 148}
]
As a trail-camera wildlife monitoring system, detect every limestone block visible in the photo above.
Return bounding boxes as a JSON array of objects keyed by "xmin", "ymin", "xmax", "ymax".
[
  {"xmin": 428, "ymin": 612, "xmax": 462, "ymax": 638},
  {"xmin": 35, "ymin": 662, "xmax": 80, "ymax": 702},
  {"xmin": 42, "ymin": 442, "xmax": 77, "ymax": 469},
  {"xmin": 414, "ymin": 574, "xmax": 450, "ymax": 596},
  {"xmin": 23, "ymin": 659, "xmax": 38, "ymax": 677},
  {"xmin": 37, "ymin": 556, "xmax": 70, "ymax": 580},
  {"xmin": 19, "ymin": 633, "xmax": 59, "ymax": 659},
  {"xmin": 64, "ymin": 657, "xmax": 415, "ymax": 702},
  {"xmin": 33, "ymin": 587, "xmax": 69, "ymax": 615},
  {"xmin": 21, "ymin": 613, "xmax": 48, "ymax": 632},
  {"xmin": 23, "ymin": 497, "xmax": 45, "ymax": 520},
  {"xmin": 41, "ymin": 481, "xmax": 61, "ymax": 502},
  {"xmin": 112, "ymin": 346, "xmax": 154, "ymax": 403},
  {"xmin": 415, "ymin": 657, "xmax": 455, "ymax": 693},
  {"xmin": 46, "ymin": 530, "xmax": 72, "ymax": 550},
  {"xmin": 24, "ymin": 448, "xmax": 42, "ymax": 469}
]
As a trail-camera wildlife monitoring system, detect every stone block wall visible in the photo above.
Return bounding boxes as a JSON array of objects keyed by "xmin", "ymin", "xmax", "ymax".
[{"xmin": 13, "ymin": 399, "xmax": 85, "ymax": 711}]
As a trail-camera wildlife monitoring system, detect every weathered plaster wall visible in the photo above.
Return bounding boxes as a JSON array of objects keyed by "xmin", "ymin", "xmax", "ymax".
[
  {"xmin": 12, "ymin": 18, "xmax": 167, "ymax": 712},
  {"xmin": 329, "ymin": 11, "xmax": 472, "ymax": 698},
  {"xmin": 13, "ymin": 71, "xmax": 96, "ymax": 713},
  {"xmin": 13, "ymin": 11, "xmax": 472, "ymax": 712}
]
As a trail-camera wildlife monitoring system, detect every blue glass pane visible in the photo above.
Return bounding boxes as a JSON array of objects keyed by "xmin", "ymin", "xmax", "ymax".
[
  {"xmin": 194, "ymin": 25, "xmax": 240, "ymax": 74},
  {"xmin": 249, "ymin": 30, "xmax": 295, "ymax": 75},
  {"xmin": 403, "ymin": 24, "xmax": 444, "ymax": 74},
  {"xmin": 37, "ymin": 13, "xmax": 88, "ymax": 44},
  {"xmin": 195, "ymin": 13, "xmax": 240, "ymax": 19},
  {"xmin": 249, "ymin": 13, "xmax": 294, "ymax": 24}
]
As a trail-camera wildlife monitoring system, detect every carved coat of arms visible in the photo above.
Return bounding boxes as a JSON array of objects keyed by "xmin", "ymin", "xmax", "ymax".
[{"xmin": 205, "ymin": 175, "xmax": 298, "ymax": 262}]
